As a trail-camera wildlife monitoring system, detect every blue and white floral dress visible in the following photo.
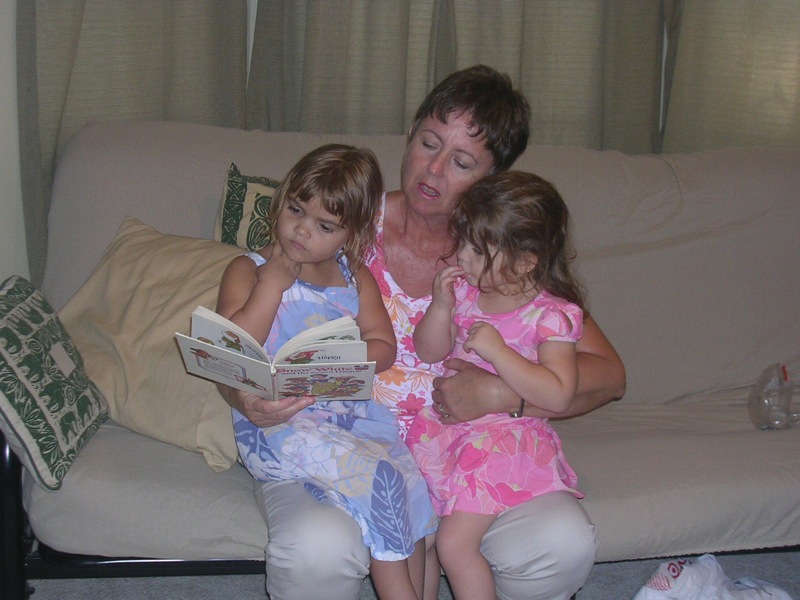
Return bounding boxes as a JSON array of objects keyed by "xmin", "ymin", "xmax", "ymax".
[{"xmin": 233, "ymin": 252, "xmax": 437, "ymax": 561}]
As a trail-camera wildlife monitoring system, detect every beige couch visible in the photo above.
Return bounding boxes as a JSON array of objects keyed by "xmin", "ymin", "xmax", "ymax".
[{"xmin": 15, "ymin": 120, "xmax": 800, "ymax": 588}]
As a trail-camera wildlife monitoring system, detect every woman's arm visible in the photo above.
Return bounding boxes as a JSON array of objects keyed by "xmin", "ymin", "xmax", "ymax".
[
  {"xmin": 432, "ymin": 314, "xmax": 625, "ymax": 421},
  {"xmin": 354, "ymin": 266, "xmax": 397, "ymax": 373}
]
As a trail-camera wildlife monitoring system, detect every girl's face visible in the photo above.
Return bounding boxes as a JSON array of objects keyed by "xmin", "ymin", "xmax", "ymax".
[
  {"xmin": 456, "ymin": 239, "xmax": 535, "ymax": 294},
  {"xmin": 275, "ymin": 196, "xmax": 350, "ymax": 264},
  {"xmin": 401, "ymin": 112, "xmax": 494, "ymax": 222}
]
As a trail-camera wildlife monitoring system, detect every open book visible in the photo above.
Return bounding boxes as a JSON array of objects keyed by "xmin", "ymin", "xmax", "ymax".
[{"xmin": 175, "ymin": 306, "xmax": 375, "ymax": 401}]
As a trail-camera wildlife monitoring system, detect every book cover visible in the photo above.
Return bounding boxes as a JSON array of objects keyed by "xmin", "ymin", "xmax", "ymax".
[{"xmin": 176, "ymin": 306, "xmax": 375, "ymax": 400}]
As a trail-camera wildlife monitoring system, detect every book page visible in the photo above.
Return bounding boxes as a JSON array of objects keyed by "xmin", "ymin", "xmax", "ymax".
[
  {"xmin": 175, "ymin": 333, "xmax": 275, "ymax": 400},
  {"xmin": 275, "ymin": 315, "xmax": 361, "ymax": 363},
  {"xmin": 190, "ymin": 306, "xmax": 269, "ymax": 362},
  {"xmin": 273, "ymin": 362, "xmax": 376, "ymax": 401},
  {"xmin": 278, "ymin": 340, "xmax": 368, "ymax": 366}
]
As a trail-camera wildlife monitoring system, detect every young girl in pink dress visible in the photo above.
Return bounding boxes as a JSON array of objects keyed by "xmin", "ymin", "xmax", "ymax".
[{"xmin": 406, "ymin": 170, "xmax": 586, "ymax": 600}]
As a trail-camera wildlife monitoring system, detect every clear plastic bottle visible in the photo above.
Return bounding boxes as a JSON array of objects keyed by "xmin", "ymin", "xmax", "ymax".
[{"xmin": 747, "ymin": 363, "xmax": 795, "ymax": 430}]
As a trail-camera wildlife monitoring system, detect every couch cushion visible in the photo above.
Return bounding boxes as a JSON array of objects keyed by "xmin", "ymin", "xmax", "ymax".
[
  {"xmin": 556, "ymin": 391, "xmax": 800, "ymax": 562},
  {"xmin": 24, "ymin": 421, "xmax": 266, "ymax": 560},
  {"xmin": 214, "ymin": 162, "xmax": 280, "ymax": 250},
  {"xmin": 0, "ymin": 276, "xmax": 107, "ymax": 490},
  {"xmin": 57, "ymin": 218, "xmax": 243, "ymax": 471},
  {"xmin": 43, "ymin": 121, "xmax": 406, "ymax": 310},
  {"xmin": 511, "ymin": 145, "xmax": 800, "ymax": 404}
]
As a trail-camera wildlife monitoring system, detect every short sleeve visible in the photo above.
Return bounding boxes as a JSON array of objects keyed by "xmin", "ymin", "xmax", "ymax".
[{"xmin": 535, "ymin": 300, "xmax": 583, "ymax": 344}]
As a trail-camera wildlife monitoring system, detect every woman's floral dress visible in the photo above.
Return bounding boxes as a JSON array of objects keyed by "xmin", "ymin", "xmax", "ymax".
[{"xmin": 364, "ymin": 195, "xmax": 447, "ymax": 437}]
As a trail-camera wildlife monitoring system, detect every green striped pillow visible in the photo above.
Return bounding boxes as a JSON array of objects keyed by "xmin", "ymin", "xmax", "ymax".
[{"xmin": 214, "ymin": 162, "xmax": 279, "ymax": 251}]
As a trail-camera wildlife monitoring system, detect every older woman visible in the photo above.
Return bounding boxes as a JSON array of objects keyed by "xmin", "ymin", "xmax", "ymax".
[{"xmin": 223, "ymin": 65, "xmax": 625, "ymax": 600}]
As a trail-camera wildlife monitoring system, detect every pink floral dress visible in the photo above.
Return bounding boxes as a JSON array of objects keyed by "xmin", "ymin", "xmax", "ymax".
[{"xmin": 406, "ymin": 279, "xmax": 585, "ymax": 517}]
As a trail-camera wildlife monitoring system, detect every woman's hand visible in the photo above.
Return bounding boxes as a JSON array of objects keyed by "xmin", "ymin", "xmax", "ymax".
[
  {"xmin": 431, "ymin": 358, "xmax": 510, "ymax": 422},
  {"xmin": 218, "ymin": 383, "xmax": 313, "ymax": 428}
]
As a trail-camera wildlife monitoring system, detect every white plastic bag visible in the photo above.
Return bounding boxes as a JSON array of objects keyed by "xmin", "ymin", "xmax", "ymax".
[{"xmin": 632, "ymin": 554, "xmax": 794, "ymax": 600}]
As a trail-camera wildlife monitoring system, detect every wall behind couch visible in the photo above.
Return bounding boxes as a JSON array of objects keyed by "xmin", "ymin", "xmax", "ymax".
[{"xmin": 0, "ymin": 2, "xmax": 29, "ymax": 282}]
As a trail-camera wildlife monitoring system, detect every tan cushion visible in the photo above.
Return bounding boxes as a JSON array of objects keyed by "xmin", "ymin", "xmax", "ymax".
[{"xmin": 58, "ymin": 218, "xmax": 242, "ymax": 471}]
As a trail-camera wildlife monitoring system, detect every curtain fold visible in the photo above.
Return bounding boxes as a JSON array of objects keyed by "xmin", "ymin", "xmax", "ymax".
[
  {"xmin": 16, "ymin": 0, "xmax": 248, "ymax": 287},
  {"xmin": 249, "ymin": 0, "xmax": 664, "ymax": 152},
  {"xmin": 663, "ymin": 0, "xmax": 800, "ymax": 152},
  {"xmin": 16, "ymin": 1, "xmax": 46, "ymax": 288},
  {"xmin": 248, "ymin": 0, "xmax": 441, "ymax": 134},
  {"xmin": 655, "ymin": 0, "xmax": 683, "ymax": 153}
]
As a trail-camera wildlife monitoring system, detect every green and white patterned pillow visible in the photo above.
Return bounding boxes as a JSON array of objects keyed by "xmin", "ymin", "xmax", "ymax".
[
  {"xmin": 214, "ymin": 162, "xmax": 280, "ymax": 251},
  {"xmin": 0, "ymin": 276, "xmax": 107, "ymax": 490}
]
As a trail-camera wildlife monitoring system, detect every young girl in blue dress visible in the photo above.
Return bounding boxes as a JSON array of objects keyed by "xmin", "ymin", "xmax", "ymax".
[{"xmin": 217, "ymin": 144, "xmax": 436, "ymax": 600}]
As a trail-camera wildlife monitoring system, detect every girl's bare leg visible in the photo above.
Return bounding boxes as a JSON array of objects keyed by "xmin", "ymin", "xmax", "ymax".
[
  {"xmin": 371, "ymin": 539, "xmax": 425, "ymax": 600},
  {"xmin": 436, "ymin": 512, "xmax": 497, "ymax": 600},
  {"xmin": 408, "ymin": 538, "xmax": 426, "ymax": 599},
  {"xmin": 422, "ymin": 534, "xmax": 441, "ymax": 600}
]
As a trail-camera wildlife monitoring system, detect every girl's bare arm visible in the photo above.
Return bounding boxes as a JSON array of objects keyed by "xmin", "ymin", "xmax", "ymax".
[
  {"xmin": 413, "ymin": 266, "xmax": 461, "ymax": 364},
  {"xmin": 354, "ymin": 266, "xmax": 397, "ymax": 373},
  {"xmin": 217, "ymin": 245, "xmax": 298, "ymax": 345},
  {"xmin": 432, "ymin": 315, "xmax": 625, "ymax": 421}
]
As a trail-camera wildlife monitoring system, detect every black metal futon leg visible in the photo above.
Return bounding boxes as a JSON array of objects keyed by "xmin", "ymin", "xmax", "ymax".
[{"xmin": 1, "ymin": 430, "xmax": 30, "ymax": 600}]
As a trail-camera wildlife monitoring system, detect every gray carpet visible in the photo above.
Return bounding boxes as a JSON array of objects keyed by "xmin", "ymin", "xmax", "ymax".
[{"xmin": 28, "ymin": 550, "xmax": 799, "ymax": 599}]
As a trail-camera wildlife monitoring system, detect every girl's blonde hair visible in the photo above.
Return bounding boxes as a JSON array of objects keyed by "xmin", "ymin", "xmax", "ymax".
[
  {"xmin": 449, "ymin": 170, "xmax": 585, "ymax": 308},
  {"xmin": 269, "ymin": 144, "xmax": 383, "ymax": 280}
]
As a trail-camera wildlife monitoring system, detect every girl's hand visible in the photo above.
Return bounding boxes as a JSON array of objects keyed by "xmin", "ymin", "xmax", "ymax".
[
  {"xmin": 218, "ymin": 384, "xmax": 314, "ymax": 428},
  {"xmin": 257, "ymin": 243, "xmax": 301, "ymax": 292},
  {"xmin": 462, "ymin": 321, "xmax": 505, "ymax": 364},
  {"xmin": 430, "ymin": 265, "xmax": 464, "ymax": 310}
]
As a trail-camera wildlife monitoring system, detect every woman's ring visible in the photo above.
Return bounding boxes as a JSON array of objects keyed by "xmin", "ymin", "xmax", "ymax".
[{"xmin": 436, "ymin": 403, "xmax": 450, "ymax": 418}]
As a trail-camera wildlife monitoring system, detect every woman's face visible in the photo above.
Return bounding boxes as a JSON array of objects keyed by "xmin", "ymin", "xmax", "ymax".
[{"xmin": 401, "ymin": 112, "xmax": 494, "ymax": 222}]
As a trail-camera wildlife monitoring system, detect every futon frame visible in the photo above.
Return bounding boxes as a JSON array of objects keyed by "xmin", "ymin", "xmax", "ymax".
[{"xmin": 0, "ymin": 431, "xmax": 264, "ymax": 600}]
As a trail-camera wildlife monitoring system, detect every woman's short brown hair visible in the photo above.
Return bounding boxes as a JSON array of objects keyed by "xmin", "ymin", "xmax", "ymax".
[{"xmin": 409, "ymin": 65, "xmax": 531, "ymax": 172}]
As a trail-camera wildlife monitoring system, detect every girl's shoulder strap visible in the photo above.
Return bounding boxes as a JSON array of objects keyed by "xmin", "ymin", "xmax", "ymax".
[
  {"xmin": 243, "ymin": 251, "xmax": 266, "ymax": 267},
  {"xmin": 337, "ymin": 252, "xmax": 355, "ymax": 283}
]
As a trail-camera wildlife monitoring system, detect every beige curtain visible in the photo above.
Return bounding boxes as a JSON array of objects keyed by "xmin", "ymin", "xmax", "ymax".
[
  {"xmin": 664, "ymin": 0, "xmax": 800, "ymax": 152},
  {"xmin": 246, "ymin": 0, "xmax": 444, "ymax": 135},
  {"xmin": 247, "ymin": 0, "xmax": 663, "ymax": 152},
  {"xmin": 18, "ymin": 0, "xmax": 800, "ymax": 286},
  {"xmin": 249, "ymin": 0, "xmax": 800, "ymax": 154},
  {"xmin": 17, "ymin": 0, "xmax": 248, "ymax": 287}
]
